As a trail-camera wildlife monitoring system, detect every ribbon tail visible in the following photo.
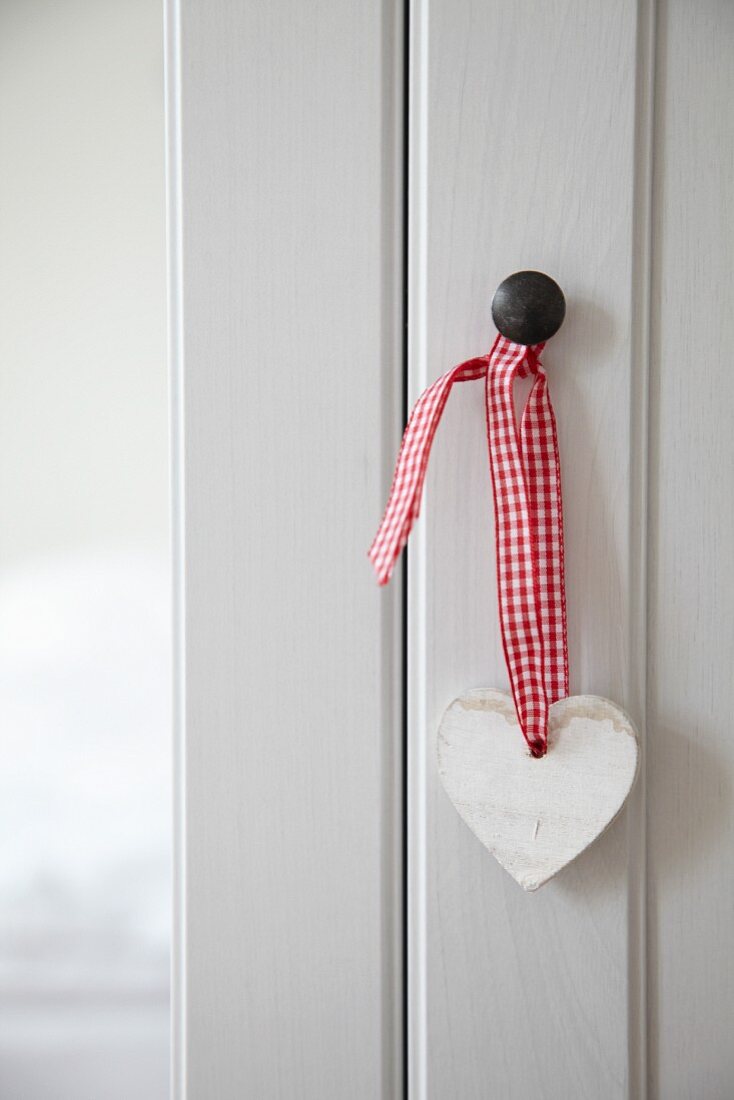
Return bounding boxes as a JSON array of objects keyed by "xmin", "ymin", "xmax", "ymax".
[{"xmin": 368, "ymin": 356, "xmax": 490, "ymax": 585}]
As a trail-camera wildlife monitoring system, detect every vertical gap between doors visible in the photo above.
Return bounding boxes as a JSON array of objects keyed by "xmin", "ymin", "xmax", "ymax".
[
  {"xmin": 400, "ymin": 0, "xmax": 410, "ymax": 1096},
  {"xmin": 628, "ymin": 0, "xmax": 658, "ymax": 1097}
]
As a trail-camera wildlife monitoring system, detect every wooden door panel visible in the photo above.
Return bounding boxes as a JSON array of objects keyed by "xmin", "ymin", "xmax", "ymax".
[
  {"xmin": 408, "ymin": 2, "xmax": 647, "ymax": 1095},
  {"xmin": 169, "ymin": 1, "xmax": 405, "ymax": 1095},
  {"xmin": 648, "ymin": 1, "xmax": 734, "ymax": 1096}
]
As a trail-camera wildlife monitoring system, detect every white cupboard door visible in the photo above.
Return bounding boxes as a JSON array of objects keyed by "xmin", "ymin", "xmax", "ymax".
[
  {"xmin": 169, "ymin": 0, "xmax": 734, "ymax": 1096},
  {"xmin": 166, "ymin": 1, "xmax": 405, "ymax": 1096},
  {"xmin": 648, "ymin": 2, "xmax": 734, "ymax": 1095},
  {"xmin": 409, "ymin": 1, "xmax": 646, "ymax": 1095},
  {"xmin": 409, "ymin": 0, "xmax": 733, "ymax": 1098}
]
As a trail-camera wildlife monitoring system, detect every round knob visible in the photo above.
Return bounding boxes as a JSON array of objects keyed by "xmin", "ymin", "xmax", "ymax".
[{"xmin": 491, "ymin": 270, "xmax": 566, "ymax": 346}]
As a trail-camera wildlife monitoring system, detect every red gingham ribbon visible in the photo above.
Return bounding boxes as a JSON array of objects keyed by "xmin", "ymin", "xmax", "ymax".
[{"xmin": 369, "ymin": 334, "xmax": 568, "ymax": 756}]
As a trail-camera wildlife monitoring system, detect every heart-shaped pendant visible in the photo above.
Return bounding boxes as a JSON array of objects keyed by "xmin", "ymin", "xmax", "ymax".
[{"xmin": 437, "ymin": 690, "xmax": 639, "ymax": 890}]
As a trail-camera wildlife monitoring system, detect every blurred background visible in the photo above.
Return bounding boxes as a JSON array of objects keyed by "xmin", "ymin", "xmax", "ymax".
[{"xmin": 0, "ymin": 1, "xmax": 170, "ymax": 1097}]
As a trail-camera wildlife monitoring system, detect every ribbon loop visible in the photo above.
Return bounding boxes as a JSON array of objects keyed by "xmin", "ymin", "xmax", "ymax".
[{"xmin": 369, "ymin": 334, "xmax": 568, "ymax": 756}]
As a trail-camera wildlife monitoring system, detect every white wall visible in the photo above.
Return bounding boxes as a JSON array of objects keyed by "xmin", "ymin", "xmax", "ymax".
[{"xmin": 0, "ymin": 1, "xmax": 169, "ymax": 1096}]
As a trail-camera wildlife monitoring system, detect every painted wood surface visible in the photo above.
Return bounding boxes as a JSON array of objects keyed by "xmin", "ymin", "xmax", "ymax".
[
  {"xmin": 167, "ymin": 1, "xmax": 404, "ymax": 1095},
  {"xmin": 437, "ymin": 692, "xmax": 639, "ymax": 891},
  {"xmin": 648, "ymin": 1, "xmax": 734, "ymax": 1095},
  {"xmin": 170, "ymin": 0, "xmax": 734, "ymax": 1095},
  {"xmin": 411, "ymin": 0, "xmax": 734, "ymax": 1096},
  {"xmin": 408, "ymin": 1, "xmax": 647, "ymax": 1096}
]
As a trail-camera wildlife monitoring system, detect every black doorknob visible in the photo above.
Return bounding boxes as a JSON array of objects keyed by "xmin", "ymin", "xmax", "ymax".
[{"xmin": 491, "ymin": 270, "xmax": 566, "ymax": 346}]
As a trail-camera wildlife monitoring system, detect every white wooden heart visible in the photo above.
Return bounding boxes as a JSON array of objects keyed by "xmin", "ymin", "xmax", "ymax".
[{"xmin": 437, "ymin": 689, "xmax": 639, "ymax": 891}]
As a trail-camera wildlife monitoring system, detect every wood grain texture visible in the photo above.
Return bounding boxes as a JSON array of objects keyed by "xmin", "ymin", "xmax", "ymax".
[
  {"xmin": 437, "ymin": 692, "xmax": 639, "ymax": 891},
  {"xmin": 647, "ymin": 1, "xmax": 734, "ymax": 1095},
  {"xmin": 408, "ymin": 1, "xmax": 643, "ymax": 1095},
  {"xmin": 171, "ymin": 1, "xmax": 404, "ymax": 1095}
]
